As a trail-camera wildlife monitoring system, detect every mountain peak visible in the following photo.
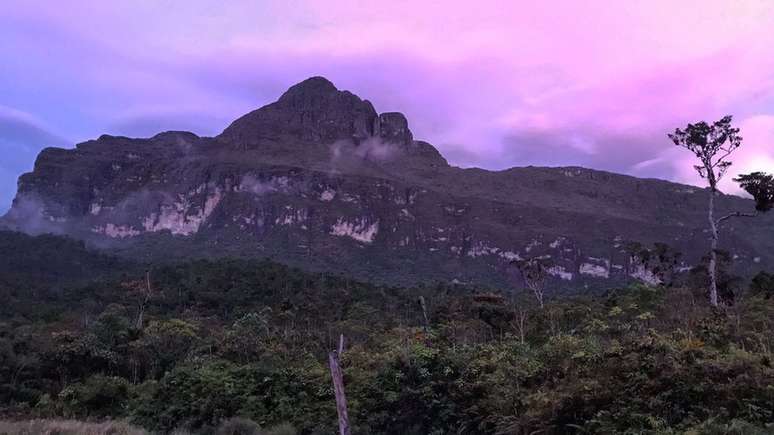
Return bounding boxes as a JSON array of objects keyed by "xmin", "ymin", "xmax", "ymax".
[
  {"xmin": 218, "ymin": 76, "xmax": 375, "ymax": 144},
  {"xmin": 279, "ymin": 76, "xmax": 338, "ymax": 99},
  {"xmin": 219, "ymin": 77, "xmax": 424, "ymax": 150}
]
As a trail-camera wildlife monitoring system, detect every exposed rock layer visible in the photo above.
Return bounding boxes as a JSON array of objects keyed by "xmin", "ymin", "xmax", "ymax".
[{"xmin": 4, "ymin": 77, "xmax": 772, "ymax": 291}]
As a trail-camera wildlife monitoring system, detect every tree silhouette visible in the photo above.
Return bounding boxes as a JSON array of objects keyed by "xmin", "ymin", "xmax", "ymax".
[
  {"xmin": 733, "ymin": 172, "xmax": 774, "ymax": 212},
  {"xmin": 669, "ymin": 116, "xmax": 772, "ymax": 306}
]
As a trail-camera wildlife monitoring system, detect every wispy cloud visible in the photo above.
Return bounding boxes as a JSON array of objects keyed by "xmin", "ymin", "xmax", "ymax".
[{"xmin": 0, "ymin": 106, "xmax": 70, "ymax": 212}]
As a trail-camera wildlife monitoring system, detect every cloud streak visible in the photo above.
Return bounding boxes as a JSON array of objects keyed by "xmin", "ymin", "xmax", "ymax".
[{"xmin": 0, "ymin": 106, "xmax": 70, "ymax": 212}]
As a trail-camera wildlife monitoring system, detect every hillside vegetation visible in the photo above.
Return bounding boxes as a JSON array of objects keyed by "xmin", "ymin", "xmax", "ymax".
[{"xmin": 0, "ymin": 232, "xmax": 773, "ymax": 434}]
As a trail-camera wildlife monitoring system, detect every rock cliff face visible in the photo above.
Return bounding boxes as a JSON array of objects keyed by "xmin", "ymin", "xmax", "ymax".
[{"xmin": 3, "ymin": 77, "xmax": 773, "ymax": 291}]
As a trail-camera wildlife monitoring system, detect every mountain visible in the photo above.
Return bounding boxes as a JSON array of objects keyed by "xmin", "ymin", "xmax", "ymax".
[{"xmin": 3, "ymin": 76, "xmax": 772, "ymax": 292}]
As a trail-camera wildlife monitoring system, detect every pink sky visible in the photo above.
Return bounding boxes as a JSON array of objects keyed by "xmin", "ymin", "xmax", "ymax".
[{"xmin": 1, "ymin": 0, "xmax": 773, "ymax": 208}]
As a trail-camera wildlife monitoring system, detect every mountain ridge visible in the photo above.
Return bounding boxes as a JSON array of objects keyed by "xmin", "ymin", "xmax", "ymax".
[{"xmin": 3, "ymin": 76, "xmax": 772, "ymax": 292}]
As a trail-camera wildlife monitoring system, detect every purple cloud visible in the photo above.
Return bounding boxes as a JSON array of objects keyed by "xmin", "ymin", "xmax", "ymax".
[{"xmin": 1, "ymin": 0, "xmax": 773, "ymax": 211}]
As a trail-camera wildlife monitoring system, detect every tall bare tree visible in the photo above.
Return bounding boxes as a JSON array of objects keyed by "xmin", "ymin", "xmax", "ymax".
[
  {"xmin": 669, "ymin": 117, "xmax": 773, "ymax": 306},
  {"xmin": 513, "ymin": 257, "xmax": 549, "ymax": 309}
]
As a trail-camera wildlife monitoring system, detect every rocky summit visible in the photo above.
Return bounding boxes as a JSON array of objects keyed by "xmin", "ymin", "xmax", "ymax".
[{"xmin": 3, "ymin": 77, "xmax": 773, "ymax": 292}]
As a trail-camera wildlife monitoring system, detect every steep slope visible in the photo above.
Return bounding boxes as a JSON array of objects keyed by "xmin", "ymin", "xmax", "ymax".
[
  {"xmin": 3, "ymin": 77, "xmax": 772, "ymax": 291},
  {"xmin": 0, "ymin": 230, "xmax": 131, "ymax": 292}
]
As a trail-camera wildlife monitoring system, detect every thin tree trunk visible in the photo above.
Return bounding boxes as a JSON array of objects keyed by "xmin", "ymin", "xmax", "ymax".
[
  {"xmin": 708, "ymin": 186, "xmax": 719, "ymax": 307},
  {"xmin": 135, "ymin": 305, "xmax": 145, "ymax": 330},
  {"xmin": 529, "ymin": 283, "xmax": 544, "ymax": 309},
  {"xmin": 329, "ymin": 348, "xmax": 351, "ymax": 435},
  {"xmin": 11, "ymin": 361, "xmax": 27, "ymax": 387},
  {"xmin": 136, "ymin": 270, "xmax": 152, "ymax": 329},
  {"xmin": 519, "ymin": 309, "xmax": 526, "ymax": 344},
  {"xmin": 418, "ymin": 296, "xmax": 430, "ymax": 331}
]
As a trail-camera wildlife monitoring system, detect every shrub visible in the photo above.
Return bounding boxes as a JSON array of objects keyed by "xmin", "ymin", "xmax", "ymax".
[
  {"xmin": 216, "ymin": 417, "xmax": 261, "ymax": 435},
  {"xmin": 0, "ymin": 419, "xmax": 146, "ymax": 435},
  {"xmin": 58, "ymin": 375, "xmax": 130, "ymax": 418}
]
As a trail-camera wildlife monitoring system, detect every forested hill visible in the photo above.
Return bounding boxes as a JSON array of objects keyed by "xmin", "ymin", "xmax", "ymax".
[
  {"xmin": 1, "ymin": 228, "xmax": 774, "ymax": 433},
  {"xmin": 0, "ymin": 231, "xmax": 131, "ymax": 292}
]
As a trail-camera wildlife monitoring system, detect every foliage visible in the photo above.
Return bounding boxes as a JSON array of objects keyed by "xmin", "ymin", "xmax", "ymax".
[
  {"xmin": 57, "ymin": 375, "xmax": 130, "ymax": 418},
  {"xmin": 1, "ymin": 253, "xmax": 774, "ymax": 434},
  {"xmin": 0, "ymin": 418, "xmax": 296, "ymax": 435},
  {"xmin": 0, "ymin": 418, "xmax": 146, "ymax": 434},
  {"xmin": 683, "ymin": 250, "xmax": 743, "ymax": 304},
  {"xmin": 130, "ymin": 360, "xmax": 331, "ymax": 433},
  {"xmin": 624, "ymin": 241, "xmax": 683, "ymax": 286},
  {"xmin": 749, "ymin": 271, "xmax": 774, "ymax": 299},
  {"xmin": 734, "ymin": 171, "xmax": 774, "ymax": 212},
  {"xmin": 668, "ymin": 115, "xmax": 741, "ymax": 184}
]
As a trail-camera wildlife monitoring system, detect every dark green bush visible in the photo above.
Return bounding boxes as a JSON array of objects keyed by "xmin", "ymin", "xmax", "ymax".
[{"xmin": 58, "ymin": 375, "xmax": 130, "ymax": 418}]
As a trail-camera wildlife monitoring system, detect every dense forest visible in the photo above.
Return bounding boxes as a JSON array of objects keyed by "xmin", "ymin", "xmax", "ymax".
[{"xmin": 1, "ymin": 231, "xmax": 773, "ymax": 434}]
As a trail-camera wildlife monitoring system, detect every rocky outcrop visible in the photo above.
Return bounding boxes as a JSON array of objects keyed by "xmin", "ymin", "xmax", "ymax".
[
  {"xmin": 374, "ymin": 112, "xmax": 413, "ymax": 146},
  {"xmin": 3, "ymin": 77, "xmax": 773, "ymax": 292},
  {"xmin": 221, "ymin": 76, "xmax": 379, "ymax": 145}
]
